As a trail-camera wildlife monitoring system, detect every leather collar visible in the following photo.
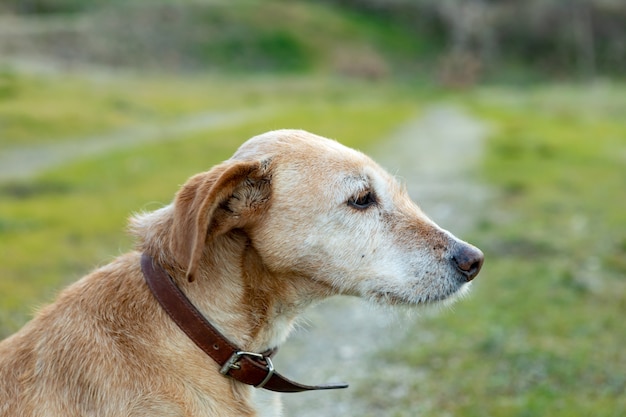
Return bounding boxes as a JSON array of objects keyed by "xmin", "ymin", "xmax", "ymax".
[{"xmin": 141, "ymin": 253, "xmax": 348, "ymax": 393}]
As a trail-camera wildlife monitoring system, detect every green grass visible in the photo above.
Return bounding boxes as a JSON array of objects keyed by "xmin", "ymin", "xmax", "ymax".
[
  {"xmin": 0, "ymin": 70, "xmax": 419, "ymax": 149},
  {"xmin": 0, "ymin": 71, "xmax": 221, "ymax": 147},
  {"xmin": 365, "ymin": 84, "xmax": 626, "ymax": 416}
]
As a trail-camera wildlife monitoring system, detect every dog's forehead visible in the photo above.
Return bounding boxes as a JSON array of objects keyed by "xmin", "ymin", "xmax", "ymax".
[
  {"xmin": 230, "ymin": 130, "xmax": 393, "ymax": 207},
  {"xmin": 234, "ymin": 129, "xmax": 358, "ymax": 158},
  {"xmin": 233, "ymin": 129, "xmax": 375, "ymax": 176},
  {"xmin": 232, "ymin": 130, "xmax": 400, "ymax": 211}
]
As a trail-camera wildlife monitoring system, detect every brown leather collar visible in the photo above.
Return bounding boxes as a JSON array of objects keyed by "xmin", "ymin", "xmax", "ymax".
[{"xmin": 141, "ymin": 253, "xmax": 348, "ymax": 393}]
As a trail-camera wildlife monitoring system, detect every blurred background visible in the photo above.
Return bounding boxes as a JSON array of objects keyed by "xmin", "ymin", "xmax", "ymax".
[{"xmin": 1, "ymin": 0, "xmax": 625, "ymax": 416}]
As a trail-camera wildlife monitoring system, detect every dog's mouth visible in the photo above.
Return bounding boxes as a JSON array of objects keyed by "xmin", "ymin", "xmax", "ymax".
[{"xmin": 367, "ymin": 281, "xmax": 471, "ymax": 307}]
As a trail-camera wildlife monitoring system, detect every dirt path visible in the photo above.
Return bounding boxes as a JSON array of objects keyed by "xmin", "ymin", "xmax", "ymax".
[
  {"xmin": 274, "ymin": 105, "xmax": 490, "ymax": 417},
  {"xmin": 0, "ymin": 109, "xmax": 268, "ymax": 181}
]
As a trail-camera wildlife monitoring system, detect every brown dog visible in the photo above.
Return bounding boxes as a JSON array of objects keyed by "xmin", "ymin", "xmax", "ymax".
[{"xmin": 0, "ymin": 130, "xmax": 483, "ymax": 416}]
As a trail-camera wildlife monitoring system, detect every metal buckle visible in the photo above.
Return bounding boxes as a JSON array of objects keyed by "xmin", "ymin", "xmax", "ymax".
[{"xmin": 219, "ymin": 351, "xmax": 275, "ymax": 389}]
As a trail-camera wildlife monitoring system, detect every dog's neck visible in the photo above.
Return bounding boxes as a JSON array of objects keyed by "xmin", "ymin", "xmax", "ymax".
[
  {"xmin": 132, "ymin": 207, "xmax": 333, "ymax": 354},
  {"xmin": 170, "ymin": 230, "xmax": 328, "ymax": 354}
]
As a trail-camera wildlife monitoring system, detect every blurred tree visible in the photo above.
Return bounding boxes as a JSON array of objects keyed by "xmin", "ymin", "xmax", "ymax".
[
  {"xmin": 2, "ymin": 0, "xmax": 625, "ymax": 81},
  {"xmin": 6, "ymin": 0, "xmax": 92, "ymax": 14},
  {"xmin": 572, "ymin": 0, "xmax": 596, "ymax": 78},
  {"xmin": 319, "ymin": 0, "xmax": 626, "ymax": 82}
]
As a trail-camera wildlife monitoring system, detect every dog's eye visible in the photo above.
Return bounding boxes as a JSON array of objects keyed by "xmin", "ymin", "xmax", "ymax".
[{"xmin": 348, "ymin": 191, "xmax": 376, "ymax": 210}]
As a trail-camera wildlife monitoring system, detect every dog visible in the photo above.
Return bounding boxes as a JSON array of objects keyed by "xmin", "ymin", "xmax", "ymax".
[{"xmin": 0, "ymin": 129, "xmax": 483, "ymax": 417}]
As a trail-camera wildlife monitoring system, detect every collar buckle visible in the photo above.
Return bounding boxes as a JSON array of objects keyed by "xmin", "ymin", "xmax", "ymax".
[{"xmin": 220, "ymin": 351, "xmax": 275, "ymax": 389}]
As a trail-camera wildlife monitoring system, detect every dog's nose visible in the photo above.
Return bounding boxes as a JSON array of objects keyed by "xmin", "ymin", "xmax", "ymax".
[{"xmin": 452, "ymin": 243, "xmax": 484, "ymax": 281}]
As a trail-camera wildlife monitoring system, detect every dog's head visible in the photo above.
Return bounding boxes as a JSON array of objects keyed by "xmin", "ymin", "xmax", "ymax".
[{"xmin": 135, "ymin": 129, "xmax": 483, "ymax": 306}]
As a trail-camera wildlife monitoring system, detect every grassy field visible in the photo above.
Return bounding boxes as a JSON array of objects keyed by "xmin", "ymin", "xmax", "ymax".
[
  {"xmin": 367, "ymin": 84, "xmax": 626, "ymax": 416},
  {"xmin": 1, "ymin": 73, "xmax": 625, "ymax": 416},
  {"xmin": 0, "ymin": 70, "xmax": 419, "ymax": 149}
]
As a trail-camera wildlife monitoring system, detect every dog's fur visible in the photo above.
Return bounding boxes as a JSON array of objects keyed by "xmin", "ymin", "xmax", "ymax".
[{"xmin": 0, "ymin": 130, "xmax": 483, "ymax": 417}]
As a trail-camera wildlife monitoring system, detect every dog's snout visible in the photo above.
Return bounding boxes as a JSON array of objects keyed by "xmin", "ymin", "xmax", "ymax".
[{"xmin": 452, "ymin": 244, "xmax": 484, "ymax": 281}]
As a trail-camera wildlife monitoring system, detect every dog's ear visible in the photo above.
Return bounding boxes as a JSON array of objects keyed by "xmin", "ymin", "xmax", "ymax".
[{"xmin": 170, "ymin": 159, "xmax": 272, "ymax": 282}]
